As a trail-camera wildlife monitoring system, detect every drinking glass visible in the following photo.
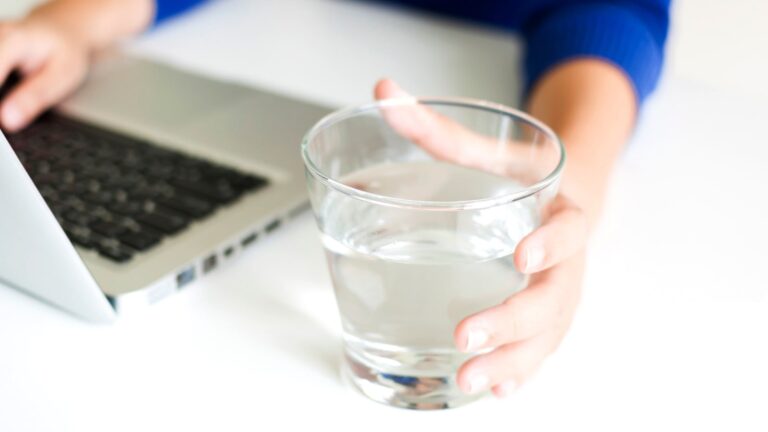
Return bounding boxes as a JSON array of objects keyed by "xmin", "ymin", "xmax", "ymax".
[{"xmin": 301, "ymin": 97, "xmax": 564, "ymax": 409}]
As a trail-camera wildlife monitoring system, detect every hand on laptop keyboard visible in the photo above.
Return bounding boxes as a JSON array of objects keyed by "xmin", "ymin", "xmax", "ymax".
[
  {"xmin": 0, "ymin": 0, "xmax": 157, "ymax": 133},
  {"xmin": 6, "ymin": 113, "xmax": 269, "ymax": 263},
  {"xmin": 0, "ymin": 19, "xmax": 91, "ymax": 133}
]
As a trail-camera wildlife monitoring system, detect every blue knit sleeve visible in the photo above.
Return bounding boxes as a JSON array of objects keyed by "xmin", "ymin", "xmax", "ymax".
[
  {"xmin": 523, "ymin": 1, "xmax": 670, "ymax": 104},
  {"xmin": 154, "ymin": 0, "xmax": 209, "ymax": 24}
]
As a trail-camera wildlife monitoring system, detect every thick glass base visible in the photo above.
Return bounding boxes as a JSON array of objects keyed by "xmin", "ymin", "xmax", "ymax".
[{"xmin": 343, "ymin": 351, "xmax": 483, "ymax": 410}]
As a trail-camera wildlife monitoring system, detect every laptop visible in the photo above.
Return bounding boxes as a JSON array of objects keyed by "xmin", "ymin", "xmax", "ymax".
[{"xmin": 0, "ymin": 53, "xmax": 331, "ymax": 322}]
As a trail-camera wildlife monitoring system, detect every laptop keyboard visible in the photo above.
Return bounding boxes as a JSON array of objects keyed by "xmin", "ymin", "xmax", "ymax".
[{"xmin": 4, "ymin": 113, "xmax": 269, "ymax": 263}]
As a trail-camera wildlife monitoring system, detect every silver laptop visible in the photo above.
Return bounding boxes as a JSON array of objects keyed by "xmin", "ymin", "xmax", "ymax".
[{"xmin": 0, "ymin": 53, "xmax": 331, "ymax": 322}]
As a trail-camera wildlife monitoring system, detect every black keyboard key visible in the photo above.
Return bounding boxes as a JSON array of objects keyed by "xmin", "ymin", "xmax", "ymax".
[
  {"xmin": 231, "ymin": 174, "xmax": 268, "ymax": 192},
  {"xmin": 90, "ymin": 220, "xmax": 128, "ymax": 238},
  {"xmin": 56, "ymin": 181, "xmax": 90, "ymax": 195},
  {"xmin": 118, "ymin": 231, "xmax": 161, "ymax": 252},
  {"xmin": 32, "ymin": 171, "xmax": 60, "ymax": 184},
  {"xmin": 108, "ymin": 201, "xmax": 142, "ymax": 216},
  {"xmin": 157, "ymin": 195, "xmax": 214, "ymax": 218},
  {"xmin": 27, "ymin": 148, "xmax": 54, "ymax": 163},
  {"xmin": 117, "ymin": 216, "xmax": 146, "ymax": 233},
  {"xmin": 170, "ymin": 178, "xmax": 239, "ymax": 204},
  {"xmin": 81, "ymin": 165, "xmax": 117, "ymax": 182},
  {"xmin": 172, "ymin": 166, "xmax": 203, "ymax": 182},
  {"xmin": 132, "ymin": 182, "xmax": 176, "ymax": 200},
  {"xmin": 49, "ymin": 146, "xmax": 73, "ymax": 161},
  {"xmin": 63, "ymin": 210, "xmax": 97, "ymax": 227},
  {"xmin": 142, "ymin": 163, "xmax": 174, "ymax": 180},
  {"xmin": 63, "ymin": 224, "xmax": 95, "ymax": 249},
  {"xmin": 70, "ymin": 234, "xmax": 95, "ymax": 250},
  {"xmin": 75, "ymin": 203, "xmax": 110, "ymax": 221},
  {"xmin": 135, "ymin": 210, "xmax": 188, "ymax": 235},
  {"xmin": 96, "ymin": 243, "xmax": 133, "ymax": 263},
  {"xmin": 103, "ymin": 172, "xmax": 144, "ymax": 190},
  {"xmin": 62, "ymin": 196, "xmax": 87, "ymax": 212},
  {"xmin": 82, "ymin": 191, "xmax": 114, "ymax": 206},
  {"xmin": 31, "ymin": 160, "xmax": 52, "ymax": 174},
  {"xmin": 197, "ymin": 165, "xmax": 265, "ymax": 192}
]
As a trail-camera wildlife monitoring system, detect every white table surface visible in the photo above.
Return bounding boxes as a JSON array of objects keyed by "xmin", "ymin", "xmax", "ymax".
[{"xmin": 1, "ymin": 1, "xmax": 767, "ymax": 431}]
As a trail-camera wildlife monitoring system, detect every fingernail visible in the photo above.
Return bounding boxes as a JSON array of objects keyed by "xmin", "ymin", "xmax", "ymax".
[
  {"xmin": 495, "ymin": 380, "xmax": 517, "ymax": 398},
  {"xmin": 524, "ymin": 246, "xmax": 545, "ymax": 272},
  {"xmin": 388, "ymin": 81, "xmax": 409, "ymax": 98},
  {"xmin": 2, "ymin": 103, "xmax": 23, "ymax": 131},
  {"xmin": 465, "ymin": 328, "xmax": 489, "ymax": 352},
  {"xmin": 468, "ymin": 374, "xmax": 489, "ymax": 394}
]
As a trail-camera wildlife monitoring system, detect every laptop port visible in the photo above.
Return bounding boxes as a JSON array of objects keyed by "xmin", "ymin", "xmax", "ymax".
[
  {"xmin": 265, "ymin": 219, "xmax": 281, "ymax": 234},
  {"xmin": 203, "ymin": 254, "xmax": 218, "ymax": 274},
  {"xmin": 241, "ymin": 232, "xmax": 258, "ymax": 248},
  {"xmin": 176, "ymin": 266, "xmax": 196, "ymax": 289},
  {"xmin": 223, "ymin": 246, "xmax": 235, "ymax": 259}
]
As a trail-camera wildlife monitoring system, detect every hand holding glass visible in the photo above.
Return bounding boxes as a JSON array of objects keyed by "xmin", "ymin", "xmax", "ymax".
[{"xmin": 302, "ymin": 82, "xmax": 566, "ymax": 409}]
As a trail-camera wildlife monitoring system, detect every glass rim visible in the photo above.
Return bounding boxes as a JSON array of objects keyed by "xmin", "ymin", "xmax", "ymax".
[{"xmin": 301, "ymin": 96, "xmax": 566, "ymax": 211}]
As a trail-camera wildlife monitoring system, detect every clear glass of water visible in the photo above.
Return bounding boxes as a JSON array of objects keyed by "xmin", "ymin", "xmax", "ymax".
[{"xmin": 301, "ymin": 97, "xmax": 564, "ymax": 410}]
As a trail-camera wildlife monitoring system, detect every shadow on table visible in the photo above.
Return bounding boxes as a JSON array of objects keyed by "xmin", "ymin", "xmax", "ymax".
[{"xmin": 204, "ymin": 277, "xmax": 342, "ymax": 384}]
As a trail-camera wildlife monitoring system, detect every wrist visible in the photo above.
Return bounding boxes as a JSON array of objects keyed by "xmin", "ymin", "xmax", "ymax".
[
  {"xmin": 26, "ymin": 0, "xmax": 154, "ymax": 52},
  {"xmin": 556, "ymin": 137, "xmax": 615, "ymax": 231},
  {"xmin": 528, "ymin": 60, "xmax": 636, "ymax": 230}
]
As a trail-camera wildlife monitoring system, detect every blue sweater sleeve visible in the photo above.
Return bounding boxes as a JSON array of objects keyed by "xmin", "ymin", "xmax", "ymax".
[
  {"xmin": 152, "ymin": 0, "xmax": 670, "ymax": 104},
  {"xmin": 154, "ymin": 0, "xmax": 209, "ymax": 24},
  {"xmin": 523, "ymin": 1, "xmax": 670, "ymax": 103}
]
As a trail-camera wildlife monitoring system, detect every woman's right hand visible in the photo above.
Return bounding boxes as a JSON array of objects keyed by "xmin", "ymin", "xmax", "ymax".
[{"xmin": 0, "ymin": 16, "xmax": 91, "ymax": 132}]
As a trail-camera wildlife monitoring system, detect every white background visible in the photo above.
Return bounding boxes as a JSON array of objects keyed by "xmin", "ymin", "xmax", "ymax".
[
  {"xmin": 1, "ymin": 1, "xmax": 767, "ymax": 431},
  {"xmin": 667, "ymin": 0, "xmax": 768, "ymax": 100}
]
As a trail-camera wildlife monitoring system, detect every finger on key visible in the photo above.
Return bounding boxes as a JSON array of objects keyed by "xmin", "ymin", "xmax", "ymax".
[{"xmin": 3, "ymin": 56, "xmax": 84, "ymax": 132}]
